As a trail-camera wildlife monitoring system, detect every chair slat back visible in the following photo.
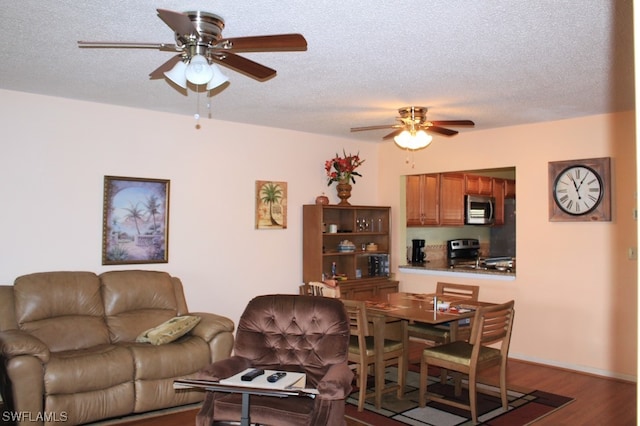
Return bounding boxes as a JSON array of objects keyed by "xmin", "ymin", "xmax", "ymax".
[
  {"xmin": 341, "ymin": 299, "xmax": 370, "ymax": 337},
  {"xmin": 471, "ymin": 300, "xmax": 515, "ymax": 348},
  {"xmin": 436, "ymin": 282, "xmax": 479, "ymax": 300},
  {"xmin": 303, "ymin": 282, "xmax": 340, "ymax": 298}
]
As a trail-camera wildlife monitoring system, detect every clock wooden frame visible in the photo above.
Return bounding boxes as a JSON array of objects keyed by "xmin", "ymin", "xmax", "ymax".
[{"xmin": 548, "ymin": 157, "xmax": 611, "ymax": 222}]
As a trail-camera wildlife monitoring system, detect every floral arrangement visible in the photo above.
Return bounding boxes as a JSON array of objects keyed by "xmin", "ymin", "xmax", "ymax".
[{"xmin": 325, "ymin": 150, "xmax": 365, "ymax": 185}]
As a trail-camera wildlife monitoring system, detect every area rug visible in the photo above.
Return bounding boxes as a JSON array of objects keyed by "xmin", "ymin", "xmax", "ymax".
[{"xmin": 346, "ymin": 366, "xmax": 574, "ymax": 426}]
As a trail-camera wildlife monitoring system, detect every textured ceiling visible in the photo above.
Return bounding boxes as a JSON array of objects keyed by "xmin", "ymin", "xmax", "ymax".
[{"xmin": 0, "ymin": 1, "xmax": 634, "ymax": 141}]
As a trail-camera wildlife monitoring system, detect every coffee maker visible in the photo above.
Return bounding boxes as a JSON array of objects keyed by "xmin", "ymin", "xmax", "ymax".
[{"xmin": 411, "ymin": 239, "xmax": 426, "ymax": 264}]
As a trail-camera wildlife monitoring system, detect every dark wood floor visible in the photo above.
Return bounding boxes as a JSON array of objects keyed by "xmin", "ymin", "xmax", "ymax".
[{"xmin": 113, "ymin": 350, "xmax": 636, "ymax": 426}]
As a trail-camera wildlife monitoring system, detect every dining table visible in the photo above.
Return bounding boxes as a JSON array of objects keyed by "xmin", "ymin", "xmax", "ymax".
[{"xmin": 361, "ymin": 291, "xmax": 496, "ymax": 407}]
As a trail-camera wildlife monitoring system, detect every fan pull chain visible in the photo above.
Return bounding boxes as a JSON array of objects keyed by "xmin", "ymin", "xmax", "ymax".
[
  {"xmin": 194, "ymin": 91, "xmax": 201, "ymax": 130},
  {"xmin": 406, "ymin": 150, "xmax": 415, "ymax": 169}
]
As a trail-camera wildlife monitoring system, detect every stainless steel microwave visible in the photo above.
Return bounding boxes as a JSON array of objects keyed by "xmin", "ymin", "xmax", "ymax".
[{"xmin": 465, "ymin": 195, "xmax": 495, "ymax": 225}]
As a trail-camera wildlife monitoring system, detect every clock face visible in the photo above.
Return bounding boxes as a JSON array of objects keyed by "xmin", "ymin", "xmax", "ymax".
[{"xmin": 553, "ymin": 165, "xmax": 603, "ymax": 215}]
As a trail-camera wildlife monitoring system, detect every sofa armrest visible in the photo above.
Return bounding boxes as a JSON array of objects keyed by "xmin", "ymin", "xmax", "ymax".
[
  {"xmin": 188, "ymin": 312, "xmax": 235, "ymax": 343},
  {"xmin": 316, "ymin": 361, "xmax": 353, "ymax": 400},
  {"xmin": 195, "ymin": 355, "xmax": 252, "ymax": 381},
  {"xmin": 0, "ymin": 329, "xmax": 50, "ymax": 362}
]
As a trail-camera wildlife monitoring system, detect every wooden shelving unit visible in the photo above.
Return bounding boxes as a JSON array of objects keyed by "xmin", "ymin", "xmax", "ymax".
[{"xmin": 302, "ymin": 204, "xmax": 398, "ymax": 299}]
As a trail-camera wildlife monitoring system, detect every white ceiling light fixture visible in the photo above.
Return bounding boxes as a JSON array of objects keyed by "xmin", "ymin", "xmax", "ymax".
[
  {"xmin": 185, "ymin": 54, "xmax": 214, "ymax": 85},
  {"xmin": 206, "ymin": 63, "xmax": 229, "ymax": 90},
  {"xmin": 163, "ymin": 60, "xmax": 188, "ymax": 88},
  {"xmin": 163, "ymin": 56, "xmax": 229, "ymax": 90},
  {"xmin": 394, "ymin": 129, "xmax": 433, "ymax": 150}
]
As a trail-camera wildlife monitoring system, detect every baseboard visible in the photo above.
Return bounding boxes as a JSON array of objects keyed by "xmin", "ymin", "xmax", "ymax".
[{"xmin": 509, "ymin": 352, "xmax": 637, "ymax": 383}]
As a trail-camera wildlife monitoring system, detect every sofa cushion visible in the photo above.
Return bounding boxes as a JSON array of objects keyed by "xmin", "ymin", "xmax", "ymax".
[
  {"xmin": 14, "ymin": 272, "xmax": 109, "ymax": 352},
  {"xmin": 100, "ymin": 270, "xmax": 179, "ymax": 342},
  {"xmin": 45, "ymin": 344, "xmax": 134, "ymax": 394},
  {"xmin": 136, "ymin": 315, "xmax": 201, "ymax": 345},
  {"xmin": 128, "ymin": 336, "xmax": 211, "ymax": 379}
]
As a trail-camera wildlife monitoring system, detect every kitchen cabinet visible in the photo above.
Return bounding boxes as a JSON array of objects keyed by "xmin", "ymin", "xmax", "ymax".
[
  {"xmin": 406, "ymin": 172, "xmax": 465, "ymax": 227},
  {"xmin": 303, "ymin": 204, "xmax": 397, "ymax": 296},
  {"xmin": 465, "ymin": 174, "xmax": 493, "ymax": 195},
  {"xmin": 504, "ymin": 179, "xmax": 516, "ymax": 198},
  {"xmin": 492, "ymin": 178, "xmax": 506, "ymax": 225},
  {"xmin": 407, "ymin": 172, "xmax": 514, "ymax": 227},
  {"xmin": 406, "ymin": 174, "xmax": 439, "ymax": 226},
  {"xmin": 440, "ymin": 173, "xmax": 465, "ymax": 226}
]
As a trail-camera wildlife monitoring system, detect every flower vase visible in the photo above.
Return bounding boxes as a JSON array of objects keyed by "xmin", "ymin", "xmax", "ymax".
[{"xmin": 336, "ymin": 179, "xmax": 352, "ymax": 206}]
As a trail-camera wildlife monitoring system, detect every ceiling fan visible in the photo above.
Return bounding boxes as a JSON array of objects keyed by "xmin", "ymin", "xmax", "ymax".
[
  {"xmin": 351, "ymin": 106, "xmax": 474, "ymax": 149},
  {"xmin": 78, "ymin": 9, "xmax": 307, "ymax": 87}
]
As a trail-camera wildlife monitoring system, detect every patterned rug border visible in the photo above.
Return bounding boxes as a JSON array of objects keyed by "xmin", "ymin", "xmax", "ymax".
[{"xmin": 346, "ymin": 367, "xmax": 575, "ymax": 426}]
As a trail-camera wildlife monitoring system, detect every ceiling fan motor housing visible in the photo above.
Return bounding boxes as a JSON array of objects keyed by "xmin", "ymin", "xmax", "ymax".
[
  {"xmin": 399, "ymin": 106, "xmax": 428, "ymax": 124},
  {"xmin": 180, "ymin": 11, "xmax": 225, "ymax": 47}
]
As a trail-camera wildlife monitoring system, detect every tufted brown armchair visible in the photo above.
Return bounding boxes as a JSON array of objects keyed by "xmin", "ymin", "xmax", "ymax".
[{"xmin": 195, "ymin": 294, "xmax": 353, "ymax": 426}]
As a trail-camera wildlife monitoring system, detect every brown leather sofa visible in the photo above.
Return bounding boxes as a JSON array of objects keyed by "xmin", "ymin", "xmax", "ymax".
[{"xmin": 0, "ymin": 270, "xmax": 235, "ymax": 426}]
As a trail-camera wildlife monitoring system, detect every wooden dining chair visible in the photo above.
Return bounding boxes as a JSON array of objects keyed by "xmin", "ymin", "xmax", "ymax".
[
  {"xmin": 408, "ymin": 282, "xmax": 480, "ymax": 344},
  {"xmin": 419, "ymin": 300, "xmax": 515, "ymax": 425},
  {"xmin": 300, "ymin": 281, "xmax": 340, "ymax": 297},
  {"xmin": 342, "ymin": 299, "xmax": 405, "ymax": 411}
]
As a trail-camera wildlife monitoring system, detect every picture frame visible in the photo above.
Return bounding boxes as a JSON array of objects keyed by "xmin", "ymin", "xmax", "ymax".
[
  {"xmin": 256, "ymin": 180, "xmax": 287, "ymax": 229},
  {"xmin": 102, "ymin": 176, "xmax": 170, "ymax": 264}
]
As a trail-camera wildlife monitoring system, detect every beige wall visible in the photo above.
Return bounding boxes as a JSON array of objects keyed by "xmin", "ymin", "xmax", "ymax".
[
  {"xmin": 0, "ymin": 88, "xmax": 380, "ymax": 331},
  {"xmin": 0, "ymin": 88, "xmax": 636, "ymax": 380},
  {"xmin": 378, "ymin": 111, "xmax": 637, "ymax": 379}
]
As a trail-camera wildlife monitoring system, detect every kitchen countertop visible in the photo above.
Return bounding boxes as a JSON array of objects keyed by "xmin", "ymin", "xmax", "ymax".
[{"xmin": 399, "ymin": 259, "xmax": 516, "ymax": 281}]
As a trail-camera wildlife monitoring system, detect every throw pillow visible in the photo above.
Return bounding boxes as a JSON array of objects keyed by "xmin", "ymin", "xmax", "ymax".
[{"xmin": 137, "ymin": 315, "xmax": 201, "ymax": 345}]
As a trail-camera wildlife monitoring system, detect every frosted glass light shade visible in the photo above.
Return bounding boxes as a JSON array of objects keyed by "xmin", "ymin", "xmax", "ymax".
[
  {"xmin": 394, "ymin": 129, "xmax": 433, "ymax": 150},
  {"xmin": 206, "ymin": 64, "xmax": 229, "ymax": 90},
  {"xmin": 185, "ymin": 55, "xmax": 213, "ymax": 85},
  {"xmin": 164, "ymin": 61, "xmax": 188, "ymax": 88}
]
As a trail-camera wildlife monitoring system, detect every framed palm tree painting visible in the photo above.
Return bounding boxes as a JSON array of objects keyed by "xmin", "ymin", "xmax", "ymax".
[
  {"xmin": 256, "ymin": 181, "xmax": 287, "ymax": 229},
  {"xmin": 102, "ymin": 176, "xmax": 170, "ymax": 264}
]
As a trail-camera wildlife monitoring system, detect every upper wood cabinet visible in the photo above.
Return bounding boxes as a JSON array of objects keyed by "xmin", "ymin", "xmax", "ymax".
[
  {"xmin": 407, "ymin": 172, "xmax": 513, "ymax": 227},
  {"xmin": 465, "ymin": 174, "xmax": 493, "ymax": 195},
  {"xmin": 504, "ymin": 179, "xmax": 516, "ymax": 198},
  {"xmin": 406, "ymin": 174, "xmax": 440, "ymax": 226},
  {"xmin": 440, "ymin": 173, "xmax": 465, "ymax": 226},
  {"xmin": 492, "ymin": 178, "xmax": 506, "ymax": 225}
]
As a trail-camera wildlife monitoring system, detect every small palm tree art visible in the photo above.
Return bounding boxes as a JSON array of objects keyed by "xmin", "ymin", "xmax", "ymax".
[{"xmin": 260, "ymin": 182, "xmax": 284, "ymax": 226}]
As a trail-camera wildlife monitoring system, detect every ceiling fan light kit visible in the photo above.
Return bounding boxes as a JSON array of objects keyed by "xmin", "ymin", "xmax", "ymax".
[
  {"xmin": 394, "ymin": 129, "xmax": 433, "ymax": 150},
  {"xmin": 351, "ymin": 106, "xmax": 474, "ymax": 151},
  {"xmin": 77, "ymin": 8, "xmax": 307, "ymax": 95}
]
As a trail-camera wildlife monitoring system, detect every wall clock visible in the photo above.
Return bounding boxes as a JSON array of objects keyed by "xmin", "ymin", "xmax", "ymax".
[{"xmin": 549, "ymin": 157, "xmax": 611, "ymax": 222}]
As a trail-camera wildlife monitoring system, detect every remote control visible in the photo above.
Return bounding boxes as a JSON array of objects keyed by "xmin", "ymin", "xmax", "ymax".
[
  {"xmin": 267, "ymin": 372, "xmax": 287, "ymax": 383},
  {"xmin": 240, "ymin": 369, "xmax": 265, "ymax": 381}
]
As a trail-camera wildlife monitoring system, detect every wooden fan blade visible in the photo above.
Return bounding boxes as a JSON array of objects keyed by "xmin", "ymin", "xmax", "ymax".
[
  {"xmin": 430, "ymin": 120, "xmax": 475, "ymax": 126},
  {"xmin": 350, "ymin": 124, "xmax": 397, "ymax": 132},
  {"xmin": 218, "ymin": 34, "xmax": 307, "ymax": 52},
  {"xmin": 215, "ymin": 52, "xmax": 276, "ymax": 81},
  {"xmin": 149, "ymin": 55, "xmax": 183, "ymax": 79},
  {"xmin": 157, "ymin": 9, "xmax": 199, "ymax": 37},
  {"xmin": 427, "ymin": 126, "xmax": 459, "ymax": 136},
  {"xmin": 383, "ymin": 129, "xmax": 404, "ymax": 140}
]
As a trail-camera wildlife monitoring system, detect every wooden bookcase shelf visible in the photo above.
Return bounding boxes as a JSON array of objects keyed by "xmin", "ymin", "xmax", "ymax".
[{"xmin": 303, "ymin": 204, "xmax": 398, "ymax": 299}]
